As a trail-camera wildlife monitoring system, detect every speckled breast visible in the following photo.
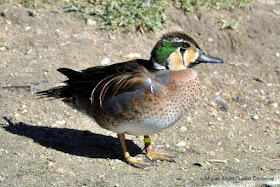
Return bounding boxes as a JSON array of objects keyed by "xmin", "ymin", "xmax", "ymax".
[
  {"xmin": 92, "ymin": 68, "xmax": 200, "ymax": 135},
  {"xmin": 146, "ymin": 68, "xmax": 200, "ymax": 130}
]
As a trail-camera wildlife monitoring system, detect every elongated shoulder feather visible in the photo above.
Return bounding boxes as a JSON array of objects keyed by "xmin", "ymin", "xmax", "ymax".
[{"xmin": 92, "ymin": 65, "xmax": 155, "ymax": 107}]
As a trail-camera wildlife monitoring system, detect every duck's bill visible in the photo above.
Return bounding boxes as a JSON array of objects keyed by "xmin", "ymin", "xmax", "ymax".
[{"xmin": 196, "ymin": 49, "xmax": 223, "ymax": 63}]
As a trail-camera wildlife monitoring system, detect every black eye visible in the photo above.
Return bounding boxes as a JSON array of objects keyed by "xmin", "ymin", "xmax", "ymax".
[{"xmin": 182, "ymin": 42, "xmax": 190, "ymax": 49}]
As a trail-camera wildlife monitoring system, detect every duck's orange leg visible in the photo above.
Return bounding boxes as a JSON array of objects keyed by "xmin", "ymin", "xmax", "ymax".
[{"xmin": 118, "ymin": 134, "xmax": 153, "ymax": 168}]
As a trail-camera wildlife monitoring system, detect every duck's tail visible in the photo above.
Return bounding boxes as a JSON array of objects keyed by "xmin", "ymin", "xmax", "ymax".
[
  {"xmin": 36, "ymin": 68, "xmax": 79, "ymax": 99},
  {"xmin": 36, "ymin": 86, "xmax": 65, "ymax": 99}
]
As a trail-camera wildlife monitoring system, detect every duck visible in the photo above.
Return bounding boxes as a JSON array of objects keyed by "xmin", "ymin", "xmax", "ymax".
[{"xmin": 37, "ymin": 32, "xmax": 223, "ymax": 168}]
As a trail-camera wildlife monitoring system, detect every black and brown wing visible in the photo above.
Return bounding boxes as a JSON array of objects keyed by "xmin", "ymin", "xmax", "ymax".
[
  {"xmin": 36, "ymin": 60, "xmax": 158, "ymax": 115},
  {"xmin": 36, "ymin": 59, "xmax": 153, "ymax": 99}
]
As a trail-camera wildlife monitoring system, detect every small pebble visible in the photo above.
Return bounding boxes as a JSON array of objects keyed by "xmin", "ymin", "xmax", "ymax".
[
  {"xmin": 253, "ymin": 77, "xmax": 265, "ymax": 83},
  {"xmin": 60, "ymin": 41, "xmax": 71, "ymax": 46},
  {"xmin": 0, "ymin": 46, "xmax": 7, "ymax": 51},
  {"xmin": 72, "ymin": 34, "xmax": 78, "ymax": 38},
  {"xmin": 56, "ymin": 120, "xmax": 66, "ymax": 125},
  {"xmin": 0, "ymin": 175, "xmax": 4, "ymax": 182},
  {"xmin": 143, "ymin": 0, "xmax": 150, "ymax": 7},
  {"xmin": 86, "ymin": 18, "xmax": 96, "ymax": 26},
  {"xmin": 212, "ymin": 70, "xmax": 218, "ymax": 75},
  {"xmin": 109, "ymin": 34, "xmax": 116, "ymax": 40},
  {"xmin": 258, "ymin": 164, "xmax": 269, "ymax": 171},
  {"xmin": 25, "ymin": 26, "xmax": 31, "ymax": 31},
  {"xmin": 68, "ymin": 171, "xmax": 76, "ymax": 177},
  {"xmin": 101, "ymin": 57, "xmax": 111, "ymax": 66},
  {"xmin": 26, "ymin": 49, "xmax": 32, "ymax": 55},
  {"xmin": 208, "ymin": 151, "xmax": 215, "ymax": 156},
  {"xmin": 276, "ymin": 52, "xmax": 280, "ymax": 57},
  {"xmin": 4, "ymin": 20, "xmax": 11, "ymax": 24},
  {"xmin": 214, "ymin": 96, "xmax": 229, "ymax": 111},
  {"xmin": 266, "ymin": 181, "xmax": 280, "ymax": 187},
  {"xmin": 252, "ymin": 115, "xmax": 259, "ymax": 120},
  {"xmin": 176, "ymin": 141, "xmax": 187, "ymax": 147},
  {"xmin": 234, "ymin": 158, "xmax": 240, "ymax": 163},
  {"xmin": 209, "ymin": 159, "xmax": 228, "ymax": 164},
  {"xmin": 55, "ymin": 168, "xmax": 66, "ymax": 174},
  {"xmin": 91, "ymin": 40, "xmax": 97, "ymax": 44},
  {"xmin": 272, "ymin": 103, "xmax": 278, "ymax": 108},
  {"xmin": 273, "ymin": 9, "xmax": 280, "ymax": 16},
  {"xmin": 208, "ymin": 38, "xmax": 213, "ymax": 42},
  {"xmin": 124, "ymin": 53, "xmax": 141, "ymax": 59},
  {"xmin": 36, "ymin": 29, "xmax": 42, "ymax": 35},
  {"xmin": 267, "ymin": 83, "xmax": 273, "ymax": 87},
  {"xmin": 27, "ymin": 10, "xmax": 36, "ymax": 17},
  {"xmin": 180, "ymin": 126, "xmax": 187, "ymax": 132}
]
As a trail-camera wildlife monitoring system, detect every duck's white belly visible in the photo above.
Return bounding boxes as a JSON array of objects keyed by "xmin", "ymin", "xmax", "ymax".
[{"xmin": 108, "ymin": 110, "xmax": 186, "ymax": 135}]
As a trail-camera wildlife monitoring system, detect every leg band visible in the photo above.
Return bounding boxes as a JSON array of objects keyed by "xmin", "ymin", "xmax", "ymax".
[{"xmin": 144, "ymin": 137, "xmax": 151, "ymax": 144}]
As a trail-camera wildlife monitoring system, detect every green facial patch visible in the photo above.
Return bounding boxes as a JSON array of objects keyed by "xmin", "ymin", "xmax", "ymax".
[{"xmin": 155, "ymin": 42, "xmax": 182, "ymax": 67}]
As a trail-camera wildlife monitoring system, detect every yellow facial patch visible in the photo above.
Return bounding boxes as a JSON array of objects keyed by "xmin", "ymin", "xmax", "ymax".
[
  {"xmin": 168, "ymin": 48, "xmax": 186, "ymax": 71},
  {"xmin": 184, "ymin": 45, "xmax": 199, "ymax": 66}
]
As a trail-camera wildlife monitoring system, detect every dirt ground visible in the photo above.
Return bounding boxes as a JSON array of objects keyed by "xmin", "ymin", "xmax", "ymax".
[{"xmin": 0, "ymin": 1, "xmax": 280, "ymax": 186}]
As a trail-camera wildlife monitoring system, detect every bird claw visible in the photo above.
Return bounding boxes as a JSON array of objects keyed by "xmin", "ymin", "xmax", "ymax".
[
  {"xmin": 146, "ymin": 151, "xmax": 176, "ymax": 162},
  {"xmin": 126, "ymin": 156, "xmax": 154, "ymax": 168}
]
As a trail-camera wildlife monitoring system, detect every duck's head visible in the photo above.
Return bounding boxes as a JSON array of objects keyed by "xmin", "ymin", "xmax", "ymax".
[{"xmin": 150, "ymin": 32, "xmax": 223, "ymax": 70}]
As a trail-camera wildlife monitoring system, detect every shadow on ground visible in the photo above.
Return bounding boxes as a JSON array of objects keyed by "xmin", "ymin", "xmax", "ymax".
[{"xmin": 1, "ymin": 117, "xmax": 142, "ymax": 160}]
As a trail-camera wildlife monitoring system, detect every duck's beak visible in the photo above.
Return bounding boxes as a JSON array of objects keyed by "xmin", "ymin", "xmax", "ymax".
[{"xmin": 196, "ymin": 49, "xmax": 223, "ymax": 64}]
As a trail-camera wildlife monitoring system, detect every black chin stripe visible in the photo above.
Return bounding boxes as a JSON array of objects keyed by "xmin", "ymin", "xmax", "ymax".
[
  {"xmin": 187, "ymin": 62, "xmax": 200, "ymax": 68},
  {"xmin": 180, "ymin": 48, "xmax": 186, "ymax": 66}
]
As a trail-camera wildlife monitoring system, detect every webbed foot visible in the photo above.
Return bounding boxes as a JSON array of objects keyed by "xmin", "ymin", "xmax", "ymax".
[{"xmin": 125, "ymin": 156, "xmax": 154, "ymax": 168}]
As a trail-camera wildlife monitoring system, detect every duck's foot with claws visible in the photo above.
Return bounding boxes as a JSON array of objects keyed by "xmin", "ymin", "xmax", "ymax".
[
  {"xmin": 125, "ymin": 156, "xmax": 154, "ymax": 168},
  {"xmin": 144, "ymin": 135, "xmax": 176, "ymax": 162}
]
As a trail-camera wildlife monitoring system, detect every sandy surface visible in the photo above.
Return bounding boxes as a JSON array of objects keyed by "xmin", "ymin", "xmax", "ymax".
[{"xmin": 0, "ymin": 1, "xmax": 280, "ymax": 186}]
